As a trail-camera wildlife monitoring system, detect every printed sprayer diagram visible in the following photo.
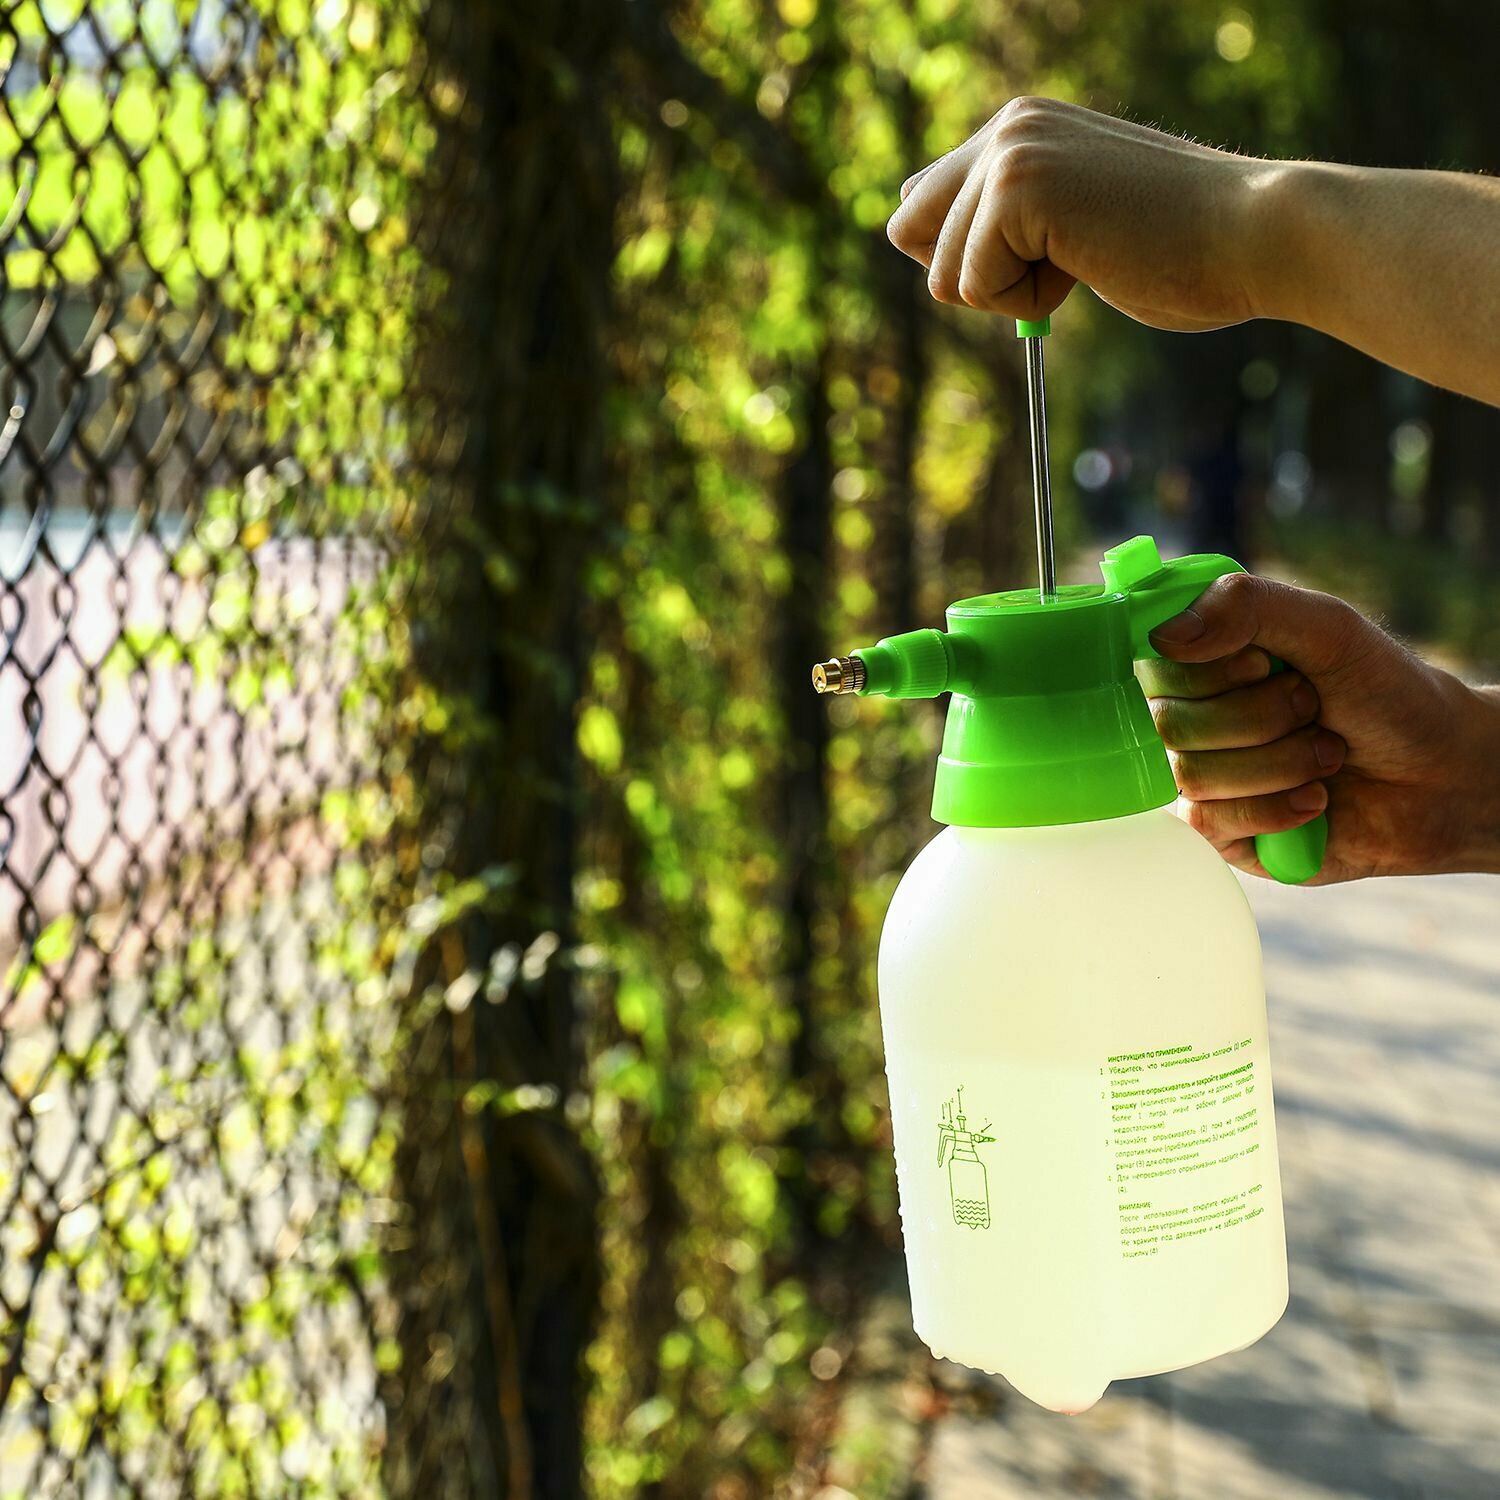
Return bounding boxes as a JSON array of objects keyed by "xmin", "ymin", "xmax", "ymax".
[{"xmin": 938, "ymin": 1087, "xmax": 995, "ymax": 1229}]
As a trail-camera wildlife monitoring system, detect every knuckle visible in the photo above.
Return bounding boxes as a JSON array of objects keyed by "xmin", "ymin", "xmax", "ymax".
[
  {"xmin": 1237, "ymin": 645, "xmax": 1275, "ymax": 682},
  {"xmin": 992, "ymin": 138, "xmax": 1044, "ymax": 187},
  {"xmin": 1135, "ymin": 659, "xmax": 1169, "ymax": 693},
  {"xmin": 1310, "ymin": 586, "xmax": 1356, "ymax": 624},
  {"xmin": 1181, "ymin": 797, "xmax": 1217, "ymax": 838},
  {"xmin": 1214, "ymin": 571, "xmax": 1262, "ymax": 612},
  {"xmin": 1170, "ymin": 751, "xmax": 1212, "ymax": 801},
  {"xmin": 1150, "ymin": 697, "xmax": 1186, "ymax": 747},
  {"xmin": 1143, "ymin": 659, "xmax": 1198, "ymax": 697},
  {"xmin": 1282, "ymin": 671, "xmax": 1315, "ymax": 718},
  {"xmin": 927, "ymin": 269, "xmax": 959, "ymax": 304},
  {"xmin": 957, "ymin": 268, "xmax": 992, "ymax": 308},
  {"xmin": 887, "ymin": 206, "xmax": 920, "ymax": 251},
  {"xmin": 1323, "ymin": 594, "xmax": 1373, "ymax": 651},
  {"xmin": 998, "ymin": 94, "xmax": 1049, "ymax": 128},
  {"xmin": 1201, "ymin": 572, "xmax": 1268, "ymax": 648}
]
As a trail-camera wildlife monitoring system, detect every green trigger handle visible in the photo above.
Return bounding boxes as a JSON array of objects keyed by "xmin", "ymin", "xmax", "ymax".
[{"xmin": 1102, "ymin": 537, "xmax": 1327, "ymax": 886}]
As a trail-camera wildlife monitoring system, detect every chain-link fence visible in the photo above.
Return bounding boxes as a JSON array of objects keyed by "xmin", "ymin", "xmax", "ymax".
[{"xmin": 0, "ymin": 1, "xmax": 519, "ymax": 1492}]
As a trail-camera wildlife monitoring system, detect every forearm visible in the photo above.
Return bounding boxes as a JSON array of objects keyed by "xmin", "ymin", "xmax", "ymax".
[
  {"xmin": 1250, "ymin": 162, "xmax": 1500, "ymax": 406},
  {"xmin": 1440, "ymin": 682, "xmax": 1500, "ymax": 875}
]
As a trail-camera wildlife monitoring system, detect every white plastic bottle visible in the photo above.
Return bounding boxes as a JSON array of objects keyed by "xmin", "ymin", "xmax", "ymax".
[
  {"xmin": 881, "ymin": 810, "xmax": 1285, "ymax": 1412},
  {"xmin": 813, "ymin": 536, "xmax": 1320, "ymax": 1412}
]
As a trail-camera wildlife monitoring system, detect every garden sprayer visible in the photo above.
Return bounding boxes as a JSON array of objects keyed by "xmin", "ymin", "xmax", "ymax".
[{"xmin": 812, "ymin": 316, "xmax": 1323, "ymax": 1412}]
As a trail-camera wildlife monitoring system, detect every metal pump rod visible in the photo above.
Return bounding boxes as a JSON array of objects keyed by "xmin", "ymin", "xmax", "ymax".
[
  {"xmin": 1022, "ymin": 330, "xmax": 1056, "ymax": 602},
  {"xmin": 811, "ymin": 316, "xmax": 1061, "ymax": 696}
]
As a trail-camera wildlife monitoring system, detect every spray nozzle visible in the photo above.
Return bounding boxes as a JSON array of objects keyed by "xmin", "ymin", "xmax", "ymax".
[
  {"xmin": 811, "ymin": 628, "xmax": 959, "ymax": 700},
  {"xmin": 811, "ymin": 656, "xmax": 864, "ymax": 694}
]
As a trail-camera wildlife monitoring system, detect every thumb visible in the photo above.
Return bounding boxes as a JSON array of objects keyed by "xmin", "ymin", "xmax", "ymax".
[{"xmin": 1147, "ymin": 573, "xmax": 1371, "ymax": 680}]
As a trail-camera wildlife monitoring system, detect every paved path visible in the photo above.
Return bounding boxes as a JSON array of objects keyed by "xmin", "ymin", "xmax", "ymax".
[{"xmin": 924, "ymin": 871, "xmax": 1500, "ymax": 1500}]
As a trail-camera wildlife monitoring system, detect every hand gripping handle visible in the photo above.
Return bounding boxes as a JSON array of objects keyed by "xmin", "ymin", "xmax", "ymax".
[{"xmin": 1103, "ymin": 537, "xmax": 1327, "ymax": 886}]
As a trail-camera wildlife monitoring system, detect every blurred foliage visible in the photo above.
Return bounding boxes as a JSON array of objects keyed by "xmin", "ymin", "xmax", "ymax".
[
  {"xmin": 10, "ymin": 0, "xmax": 1500, "ymax": 1495},
  {"xmin": 578, "ymin": 0, "xmax": 1500, "ymax": 1496},
  {"xmin": 0, "ymin": 0, "xmax": 449, "ymax": 1493}
]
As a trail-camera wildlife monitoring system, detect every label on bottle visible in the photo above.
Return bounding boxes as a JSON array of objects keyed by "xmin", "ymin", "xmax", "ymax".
[{"xmin": 1100, "ymin": 1037, "xmax": 1267, "ymax": 1259}]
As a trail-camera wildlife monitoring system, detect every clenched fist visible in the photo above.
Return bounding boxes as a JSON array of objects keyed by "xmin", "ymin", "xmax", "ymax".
[{"xmin": 886, "ymin": 95, "xmax": 1285, "ymax": 332}]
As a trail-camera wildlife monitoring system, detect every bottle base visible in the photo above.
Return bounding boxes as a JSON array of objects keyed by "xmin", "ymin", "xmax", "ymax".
[
  {"xmin": 1112, "ymin": 1285, "xmax": 1289, "ymax": 1382},
  {"xmin": 920, "ymin": 1337, "xmax": 1109, "ymax": 1415},
  {"xmin": 919, "ymin": 1287, "xmax": 1288, "ymax": 1414}
]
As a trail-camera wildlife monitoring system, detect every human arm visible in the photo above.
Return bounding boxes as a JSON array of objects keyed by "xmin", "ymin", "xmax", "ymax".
[{"xmin": 885, "ymin": 97, "xmax": 1500, "ymax": 405}]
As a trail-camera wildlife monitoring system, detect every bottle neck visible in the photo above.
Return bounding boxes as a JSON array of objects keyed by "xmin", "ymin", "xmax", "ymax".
[
  {"xmin": 933, "ymin": 680, "xmax": 1177, "ymax": 829},
  {"xmin": 947, "ymin": 806, "xmax": 1175, "ymax": 841}
]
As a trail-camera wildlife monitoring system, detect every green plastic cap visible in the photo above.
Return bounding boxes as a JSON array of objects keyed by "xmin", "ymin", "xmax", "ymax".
[
  {"xmin": 1015, "ymin": 316, "xmax": 1051, "ymax": 338},
  {"xmin": 841, "ymin": 535, "xmax": 1326, "ymax": 882}
]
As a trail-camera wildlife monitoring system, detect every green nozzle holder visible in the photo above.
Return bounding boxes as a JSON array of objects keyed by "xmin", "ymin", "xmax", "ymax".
[{"xmin": 847, "ymin": 536, "xmax": 1326, "ymax": 884}]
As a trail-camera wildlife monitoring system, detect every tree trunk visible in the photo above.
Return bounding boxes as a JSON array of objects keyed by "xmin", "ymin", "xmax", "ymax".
[
  {"xmin": 388, "ymin": 3, "xmax": 613, "ymax": 1496},
  {"xmin": 879, "ymin": 74, "xmax": 927, "ymax": 634},
  {"xmin": 778, "ymin": 356, "xmax": 837, "ymax": 1247}
]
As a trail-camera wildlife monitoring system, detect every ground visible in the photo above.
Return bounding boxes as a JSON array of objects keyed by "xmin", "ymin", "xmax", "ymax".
[{"xmin": 823, "ymin": 870, "xmax": 1500, "ymax": 1500}]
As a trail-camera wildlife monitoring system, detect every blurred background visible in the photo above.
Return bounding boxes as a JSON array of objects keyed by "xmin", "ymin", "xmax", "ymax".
[{"xmin": 3, "ymin": 1, "xmax": 1500, "ymax": 1498}]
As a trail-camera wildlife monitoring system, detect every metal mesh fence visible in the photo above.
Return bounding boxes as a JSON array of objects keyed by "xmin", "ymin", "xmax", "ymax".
[{"xmin": 0, "ymin": 1, "xmax": 487, "ymax": 1492}]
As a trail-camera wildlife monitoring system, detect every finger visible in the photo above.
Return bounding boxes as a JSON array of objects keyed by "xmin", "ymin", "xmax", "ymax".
[
  {"xmin": 900, "ymin": 154, "xmax": 946, "ymax": 201},
  {"xmin": 898, "ymin": 101, "xmax": 1013, "ymax": 201},
  {"xmin": 1178, "ymin": 781, "xmax": 1329, "ymax": 849},
  {"xmin": 1151, "ymin": 671, "xmax": 1320, "ymax": 752},
  {"xmin": 958, "ymin": 157, "xmax": 1076, "ymax": 316},
  {"xmin": 1216, "ymin": 838, "xmax": 1266, "ymax": 874},
  {"xmin": 927, "ymin": 169, "xmax": 986, "ymax": 306},
  {"xmin": 1137, "ymin": 646, "xmax": 1271, "ymax": 701},
  {"xmin": 1148, "ymin": 573, "xmax": 1375, "ymax": 677},
  {"xmin": 887, "ymin": 140, "xmax": 984, "ymax": 265},
  {"xmin": 1170, "ymin": 726, "xmax": 1346, "ymax": 802}
]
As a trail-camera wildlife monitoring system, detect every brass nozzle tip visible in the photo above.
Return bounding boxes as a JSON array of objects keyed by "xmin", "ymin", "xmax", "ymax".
[{"xmin": 811, "ymin": 656, "xmax": 863, "ymax": 694}]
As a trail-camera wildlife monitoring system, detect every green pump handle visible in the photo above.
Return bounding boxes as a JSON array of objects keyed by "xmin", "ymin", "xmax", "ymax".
[
  {"xmin": 1101, "ymin": 536, "xmax": 1327, "ymax": 885},
  {"xmin": 821, "ymin": 536, "xmax": 1327, "ymax": 884}
]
